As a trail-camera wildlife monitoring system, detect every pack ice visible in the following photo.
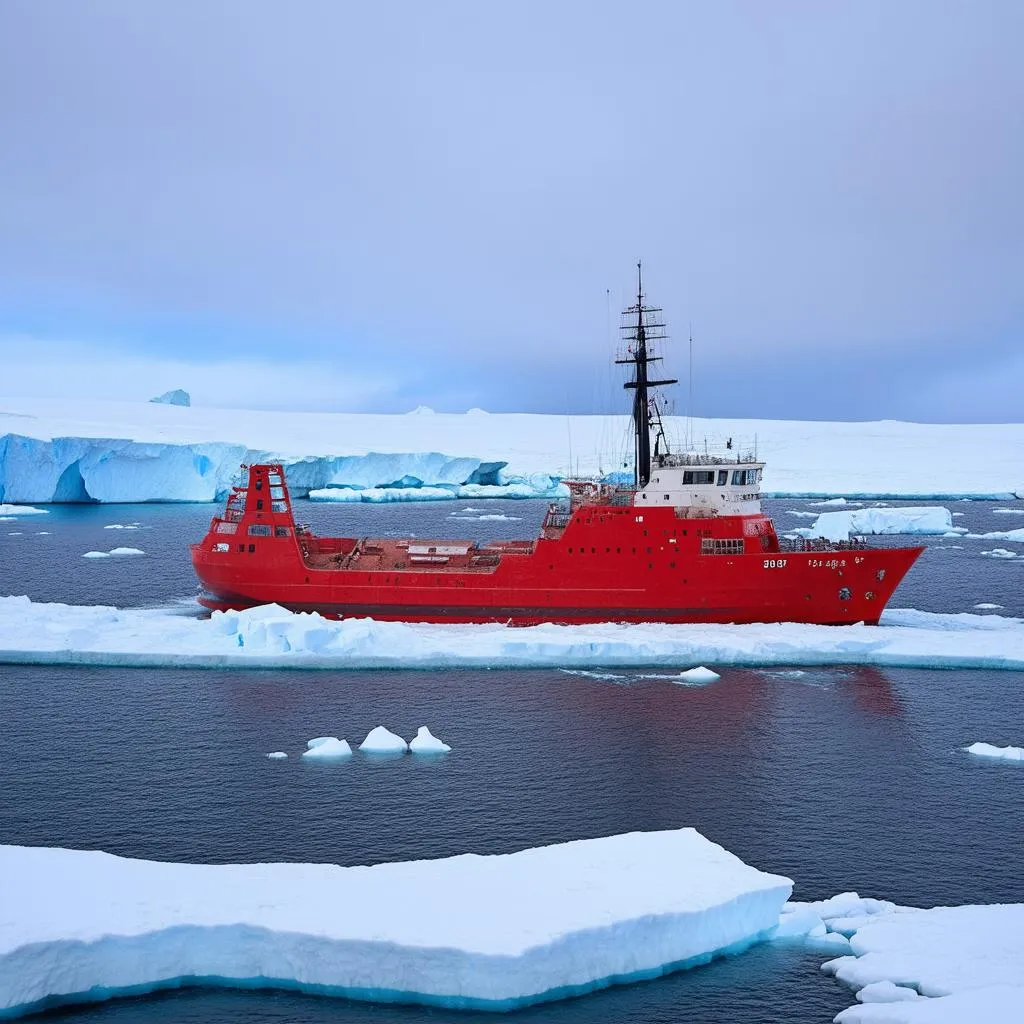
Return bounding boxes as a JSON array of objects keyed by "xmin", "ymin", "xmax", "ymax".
[
  {"xmin": 775, "ymin": 893, "xmax": 1024, "ymax": 1022},
  {"xmin": 2, "ymin": 397, "xmax": 1023, "ymax": 502},
  {"xmin": 1, "ymin": 597, "xmax": 1023, "ymax": 671},
  {"xmin": 0, "ymin": 829, "xmax": 792, "ymax": 1017}
]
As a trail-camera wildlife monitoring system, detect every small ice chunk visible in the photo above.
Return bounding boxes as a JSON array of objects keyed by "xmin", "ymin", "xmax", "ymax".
[
  {"xmin": 109, "ymin": 547, "xmax": 144, "ymax": 556},
  {"xmin": 82, "ymin": 551, "xmax": 110, "ymax": 558},
  {"xmin": 964, "ymin": 742, "xmax": 1024, "ymax": 761},
  {"xmin": 409, "ymin": 726, "xmax": 451, "ymax": 754},
  {"xmin": 981, "ymin": 548, "xmax": 1019, "ymax": 559},
  {"xmin": 974, "ymin": 603, "xmax": 1004, "ymax": 610},
  {"xmin": 266, "ymin": 751, "xmax": 288, "ymax": 760},
  {"xmin": 856, "ymin": 980, "xmax": 919, "ymax": 1003},
  {"xmin": 301, "ymin": 738, "xmax": 353, "ymax": 760},
  {"xmin": 677, "ymin": 666, "xmax": 721, "ymax": 685},
  {"xmin": 359, "ymin": 726, "xmax": 409, "ymax": 754}
]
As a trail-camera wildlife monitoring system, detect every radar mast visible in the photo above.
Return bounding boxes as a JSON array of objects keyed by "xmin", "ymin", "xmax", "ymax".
[{"xmin": 616, "ymin": 262, "xmax": 678, "ymax": 487}]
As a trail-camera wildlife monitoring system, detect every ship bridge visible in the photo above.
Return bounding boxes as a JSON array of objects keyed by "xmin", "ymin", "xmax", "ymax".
[{"xmin": 635, "ymin": 448, "xmax": 764, "ymax": 517}]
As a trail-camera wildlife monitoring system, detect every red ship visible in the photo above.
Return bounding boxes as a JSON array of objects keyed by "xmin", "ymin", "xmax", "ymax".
[{"xmin": 192, "ymin": 269, "xmax": 923, "ymax": 625}]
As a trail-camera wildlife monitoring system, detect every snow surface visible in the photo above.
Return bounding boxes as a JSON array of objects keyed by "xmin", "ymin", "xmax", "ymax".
[
  {"xmin": 301, "ymin": 737, "xmax": 352, "ymax": 760},
  {"xmin": 804, "ymin": 508, "xmax": 953, "ymax": 543},
  {"xmin": 1, "ymin": 597, "xmax": 1023, "ymax": 671},
  {"xmin": 0, "ymin": 830, "xmax": 792, "ymax": 1015},
  {"xmin": 774, "ymin": 893, "xmax": 1024, "ymax": 1021},
  {"xmin": 963, "ymin": 742, "xmax": 1024, "ymax": 761},
  {"xmin": 1, "ymin": 397, "xmax": 1022, "ymax": 502},
  {"xmin": 409, "ymin": 726, "xmax": 451, "ymax": 753},
  {"xmin": 359, "ymin": 726, "xmax": 408, "ymax": 754}
]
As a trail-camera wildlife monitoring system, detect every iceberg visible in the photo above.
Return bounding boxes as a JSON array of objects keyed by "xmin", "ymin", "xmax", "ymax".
[
  {"xmin": 409, "ymin": 726, "xmax": 451, "ymax": 753},
  {"xmin": 805, "ymin": 507, "xmax": 954, "ymax": 543},
  {"xmin": 81, "ymin": 547, "xmax": 144, "ymax": 559},
  {"xmin": 301, "ymin": 737, "xmax": 352, "ymax": 760},
  {"xmin": 2, "ymin": 397, "xmax": 1023, "ymax": 503},
  {"xmin": 963, "ymin": 741, "xmax": 1024, "ymax": 761},
  {"xmin": 676, "ymin": 666, "xmax": 721, "ymax": 685},
  {"xmin": 359, "ymin": 725, "xmax": 408, "ymax": 754},
  {"xmin": 149, "ymin": 389, "xmax": 190, "ymax": 407},
  {"xmin": 1, "ymin": 597, "xmax": 1023, "ymax": 671},
  {"xmin": 0, "ymin": 830, "xmax": 792, "ymax": 1017}
]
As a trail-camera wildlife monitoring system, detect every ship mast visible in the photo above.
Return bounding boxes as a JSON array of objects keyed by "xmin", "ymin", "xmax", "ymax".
[{"xmin": 616, "ymin": 262, "xmax": 677, "ymax": 487}]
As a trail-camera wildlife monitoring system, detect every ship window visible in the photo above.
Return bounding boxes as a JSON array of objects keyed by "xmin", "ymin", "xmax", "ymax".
[
  {"xmin": 274, "ymin": 526, "xmax": 291, "ymax": 537},
  {"xmin": 248, "ymin": 524, "xmax": 272, "ymax": 536},
  {"xmin": 664, "ymin": 493, "xmax": 670, "ymax": 501},
  {"xmin": 215, "ymin": 522, "xmax": 237, "ymax": 534},
  {"xmin": 616, "ymin": 547, "xmax": 621, "ymax": 554},
  {"xmin": 237, "ymin": 543, "xmax": 245, "ymax": 552},
  {"xmin": 248, "ymin": 543, "xmax": 256, "ymax": 553},
  {"xmin": 271, "ymin": 487, "xmax": 285, "ymax": 500},
  {"xmin": 255, "ymin": 479, "xmax": 263, "ymax": 490},
  {"xmin": 256, "ymin": 499, "xmax": 264, "ymax": 510},
  {"xmin": 591, "ymin": 547, "xmax": 596, "ymax": 554},
  {"xmin": 717, "ymin": 470, "xmax": 728, "ymax": 486},
  {"xmin": 214, "ymin": 542, "xmax": 230, "ymax": 553},
  {"xmin": 683, "ymin": 471, "xmax": 715, "ymax": 485},
  {"xmin": 732, "ymin": 470, "xmax": 758, "ymax": 486}
]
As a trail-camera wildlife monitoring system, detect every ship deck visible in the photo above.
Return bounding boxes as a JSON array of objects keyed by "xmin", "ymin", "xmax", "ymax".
[{"xmin": 302, "ymin": 536, "xmax": 535, "ymax": 573}]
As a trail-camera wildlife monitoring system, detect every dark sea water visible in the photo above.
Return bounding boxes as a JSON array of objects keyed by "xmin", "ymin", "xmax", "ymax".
[{"xmin": 1, "ymin": 498, "xmax": 1023, "ymax": 1023}]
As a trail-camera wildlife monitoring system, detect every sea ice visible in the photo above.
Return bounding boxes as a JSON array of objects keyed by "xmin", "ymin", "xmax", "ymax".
[
  {"xmin": 676, "ymin": 666, "xmax": 721, "ymax": 684},
  {"xmin": 0, "ymin": 504, "xmax": 48, "ymax": 516},
  {"xmin": 963, "ymin": 741, "xmax": 1024, "ymax": 761},
  {"xmin": 82, "ymin": 547, "xmax": 144, "ymax": 558},
  {"xmin": 806, "ymin": 507, "xmax": 954, "ymax": 542},
  {"xmin": 266, "ymin": 751, "xmax": 288, "ymax": 760},
  {"xmin": 359, "ymin": 726, "xmax": 408, "ymax": 754},
  {"xmin": 966, "ymin": 527, "xmax": 1024, "ymax": 543},
  {"xmin": 103, "ymin": 523, "xmax": 141, "ymax": 530},
  {"xmin": 973, "ymin": 603, "xmax": 1004, "ymax": 609},
  {"xmin": 980, "ymin": 548, "xmax": 1020, "ymax": 559},
  {"xmin": 2, "ymin": 598, "xmax": 1024, "ymax": 672},
  {"xmin": 409, "ymin": 726, "xmax": 452, "ymax": 753},
  {"xmin": 855, "ymin": 980, "xmax": 920, "ymax": 1003},
  {"xmin": 992, "ymin": 508, "xmax": 1024, "ymax": 515},
  {"xmin": 0, "ymin": 829, "xmax": 792, "ymax": 1016},
  {"xmin": 810, "ymin": 498, "xmax": 858, "ymax": 506},
  {"xmin": 301, "ymin": 737, "xmax": 352, "ymax": 760}
]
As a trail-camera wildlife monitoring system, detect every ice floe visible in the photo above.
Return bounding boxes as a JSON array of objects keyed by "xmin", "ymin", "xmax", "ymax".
[
  {"xmin": 0, "ymin": 829, "xmax": 791, "ymax": 1016},
  {"xmin": 980, "ymin": 548, "xmax": 1021, "ymax": 559},
  {"xmin": 810, "ymin": 498, "xmax": 860, "ymax": 506},
  {"xmin": 301, "ymin": 737, "xmax": 352, "ymax": 760},
  {"xmin": 0, "ymin": 504, "xmax": 48, "ymax": 516},
  {"xmin": 266, "ymin": 751, "xmax": 288, "ymax": 760},
  {"xmin": 103, "ymin": 523, "xmax": 141, "ymax": 530},
  {"xmin": 409, "ymin": 726, "xmax": 451, "ymax": 753},
  {"xmin": 967, "ymin": 527, "xmax": 1024, "ymax": 543},
  {"xmin": 802, "ymin": 507, "xmax": 954, "ymax": 542},
  {"xmin": 1, "ymin": 597, "xmax": 1024, "ymax": 671},
  {"xmin": 963, "ymin": 741, "xmax": 1024, "ymax": 761},
  {"xmin": 82, "ymin": 547, "xmax": 145, "ymax": 558},
  {"xmin": 992, "ymin": 508, "xmax": 1024, "ymax": 515},
  {"xmin": 359, "ymin": 726, "xmax": 409, "ymax": 754},
  {"xmin": 973, "ymin": 603, "xmax": 1004, "ymax": 610}
]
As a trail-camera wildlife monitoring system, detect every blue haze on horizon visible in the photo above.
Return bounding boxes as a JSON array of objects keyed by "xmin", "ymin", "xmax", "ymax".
[{"xmin": 0, "ymin": 1, "xmax": 1022, "ymax": 423}]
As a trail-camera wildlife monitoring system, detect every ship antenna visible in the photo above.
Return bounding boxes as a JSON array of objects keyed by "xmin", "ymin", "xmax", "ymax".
[
  {"xmin": 687, "ymin": 322, "xmax": 694, "ymax": 450},
  {"xmin": 615, "ymin": 261, "xmax": 676, "ymax": 488}
]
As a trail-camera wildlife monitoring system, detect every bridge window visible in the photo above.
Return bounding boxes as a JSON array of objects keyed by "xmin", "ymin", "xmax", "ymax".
[
  {"xmin": 683, "ymin": 471, "xmax": 715, "ymax": 485},
  {"xmin": 248, "ymin": 524, "xmax": 272, "ymax": 536},
  {"xmin": 701, "ymin": 538, "xmax": 744, "ymax": 555},
  {"xmin": 718, "ymin": 470, "xmax": 728, "ymax": 485},
  {"xmin": 213, "ymin": 542, "xmax": 230, "ymax": 553},
  {"xmin": 274, "ymin": 526, "xmax": 291, "ymax": 537}
]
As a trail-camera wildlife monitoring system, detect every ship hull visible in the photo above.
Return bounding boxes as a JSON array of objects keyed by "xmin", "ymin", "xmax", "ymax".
[{"xmin": 192, "ymin": 516, "xmax": 922, "ymax": 627}]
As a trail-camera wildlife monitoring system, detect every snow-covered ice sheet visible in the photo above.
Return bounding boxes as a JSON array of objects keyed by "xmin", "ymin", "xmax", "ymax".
[
  {"xmin": 1, "ymin": 397, "xmax": 1022, "ymax": 502},
  {"xmin": 963, "ymin": 742, "xmax": 1024, "ymax": 761},
  {"xmin": 803, "ymin": 508, "xmax": 953, "ymax": 542},
  {"xmin": 0, "ymin": 830, "xmax": 792, "ymax": 1016},
  {"xmin": 1, "ymin": 597, "xmax": 1023, "ymax": 671}
]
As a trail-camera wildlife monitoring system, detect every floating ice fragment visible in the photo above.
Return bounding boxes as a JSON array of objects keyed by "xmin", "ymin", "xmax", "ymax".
[
  {"xmin": 807, "ymin": 507, "xmax": 953, "ymax": 542},
  {"xmin": 266, "ymin": 751, "xmax": 288, "ymax": 760},
  {"xmin": 973, "ymin": 603, "xmax": 1004, "ymax": 610},
  {"xmin": 301, "ymin": 737, "xmax": 352, "ymax": 760},
  {"xmin": 103, "ymin": 523, "xmax": 141, "ymax": 530},
  {"xmin": 359, "ymin": 726, "xmax": 408, "ymax": 754},
  {"xmin": 964, "ymin": 742, "xmax": 1023, "ymax": 761},
  {"xmin": 109, "ymin": 547, "xmax": 144, "ymax": 556},
  {"xmin": 992, "ymin": 508, "xmax": 1024, "ymax": 515},
  {"xmin": 0, "ymin": 504, "xmax": 48, "ymax": 516},
  {"xmin": 967, "ymin": 527, "xmax": 1024, "ymax": 542},
  {"xmin": 409, "ymin": 726, "xmax": 451, "ymax": 754},
  {"xmin": 677, "ymin": 666, "xmax": 721, "ymax": 685},
  {"xmin": 981, "ymin": 548, "xmax": 1019, "ymax": 559}
]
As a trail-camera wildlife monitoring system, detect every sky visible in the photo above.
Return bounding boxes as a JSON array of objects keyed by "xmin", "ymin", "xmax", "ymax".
[{"xmin": 0, "ymin": 0, "xmax": 1021, "ymax": 422}]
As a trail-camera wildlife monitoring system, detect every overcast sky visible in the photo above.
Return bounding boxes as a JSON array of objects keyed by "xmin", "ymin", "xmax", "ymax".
[{"xmin": 1, "ymin": 1, "xmax": 1021, "ymax": 421}]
